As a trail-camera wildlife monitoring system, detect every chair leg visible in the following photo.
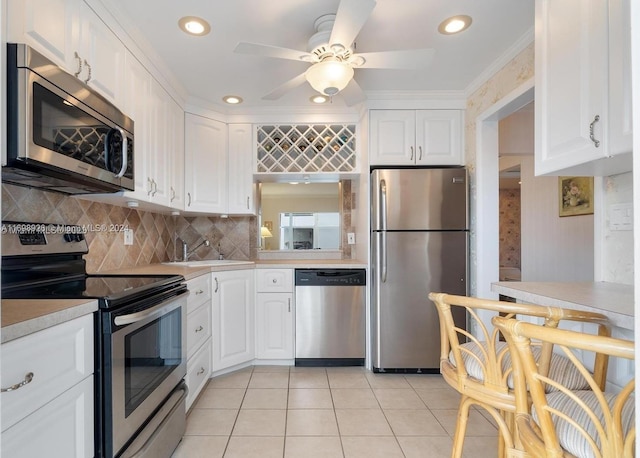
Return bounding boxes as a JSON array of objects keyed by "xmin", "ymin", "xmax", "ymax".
[{"xmin": 451, "ymin": 395, "xmax": 473, "ymax": 458}]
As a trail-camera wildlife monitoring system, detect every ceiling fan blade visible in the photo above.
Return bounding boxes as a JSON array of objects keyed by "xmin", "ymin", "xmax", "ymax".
[
  {"xmin": 354, "ymin": 48, "xmax": 435, "ymax": 69},
  {"xmin": 262, "ymin": 72, "xmax": 308, "ymax": 100},
  {"xmin": 234, "ymin": 42, "xmax": 313, "ymax": 62},
  {"xmin": 329, "ymin": 0, "xmax": 376, "ymax": 48},
  {"xmin": 340, "ymin": 78, "xmax": 367, "ymax": 106}
]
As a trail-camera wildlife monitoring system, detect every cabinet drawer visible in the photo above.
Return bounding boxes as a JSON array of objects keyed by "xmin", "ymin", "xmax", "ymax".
[
  {"xmin": 1, "ymin": 314, "xmax": 94, "ymax": 431},
  {"xmin": 1, "ymin": 375, "xmax": 94, "ymax": 458},
  {"xmin": 186, "ymin": 274, "xmax": 212, "ymax": 313},
  {"xmin": 186, "ymin": 340, "xmax": 212, "ymax": 411},
  {"xmin": 186, "ymin": 303, "xmax": 212, "ymax": 359},
  {"xmin": 256, "ymin": 269, "xmax": 293, "ymax": 293}
]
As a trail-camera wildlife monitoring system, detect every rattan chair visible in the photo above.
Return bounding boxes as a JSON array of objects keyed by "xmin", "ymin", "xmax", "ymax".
[
  {"xmin": 428, "ymin": 293, "xmax": 611, "ymax": 458},
  {"xmin": 493, "ymin": 316, "xmax": 635, "ymax": 458}
]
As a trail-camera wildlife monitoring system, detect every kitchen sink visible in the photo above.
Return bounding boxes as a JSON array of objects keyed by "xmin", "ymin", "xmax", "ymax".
[{"xmin": 162, "ymin": 260, "xmax": 254, "ymax": 267}]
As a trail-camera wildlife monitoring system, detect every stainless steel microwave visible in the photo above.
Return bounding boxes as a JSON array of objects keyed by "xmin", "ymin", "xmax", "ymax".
[{"xmin": 4, "ymin": 43, "xmax": 134, "ymax": 194}]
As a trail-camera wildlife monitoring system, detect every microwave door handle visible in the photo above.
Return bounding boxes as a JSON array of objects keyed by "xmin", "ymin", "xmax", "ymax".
[{"xmin": 114, "ymin": 128, "xmax": 128, "ymax": 178}]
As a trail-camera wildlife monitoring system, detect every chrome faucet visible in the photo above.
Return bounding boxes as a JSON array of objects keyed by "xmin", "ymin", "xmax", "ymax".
[{"xmin": 178, "ymin": 237, "xmax": 210, "ymax": 261}]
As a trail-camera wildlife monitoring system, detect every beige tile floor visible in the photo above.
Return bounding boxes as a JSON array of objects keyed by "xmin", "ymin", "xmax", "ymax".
[{"xmin": 171, "ymin": 366, "xmax": 499, "ymax": 458}]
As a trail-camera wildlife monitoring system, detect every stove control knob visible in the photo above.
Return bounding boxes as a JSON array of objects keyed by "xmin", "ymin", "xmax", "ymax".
[{"xmin": 64, "ymin": 233, "xmax": 85, "ymax": 243}]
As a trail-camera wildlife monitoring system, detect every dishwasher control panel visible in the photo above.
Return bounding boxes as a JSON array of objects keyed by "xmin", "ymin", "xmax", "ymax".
[{"xmin": 294, "ymin": 269, "xmax": 366, "ymax": 286}]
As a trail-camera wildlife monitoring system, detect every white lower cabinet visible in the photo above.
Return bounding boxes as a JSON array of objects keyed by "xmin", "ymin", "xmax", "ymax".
[
  {"xmin": 212, "ymin": 270, "xmax": 255, "ymax": 372},
  {"xmin": 255, "ymin": 269, "xmax": 294, "ymax": 361},
  {"xmin": 185, "ymin": 274, "xmax": 212, "ymax": 410},
  {"xmin": 1, "ymin": 314, "xmax": 94, "ymax": 458}
]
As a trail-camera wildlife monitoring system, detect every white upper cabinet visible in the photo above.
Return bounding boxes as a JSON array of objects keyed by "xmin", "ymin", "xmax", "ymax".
[
  {"xmin": 227, "ymin": 124, "xmax": 255, "ymax": 215},
  {"xmin": 535, "ymin": 0, "xmax": 632, "ymax": 176},
  {"xmin": 184, "ymin": 113, "xmax": 228, "ymax": 214},
  {"xmin": 369, "ymin": 110, "xmax": 463, "ymax": 166},
  {"xmin": 8, "ymin": 0, "xmax": 125, "ymax": 105}
]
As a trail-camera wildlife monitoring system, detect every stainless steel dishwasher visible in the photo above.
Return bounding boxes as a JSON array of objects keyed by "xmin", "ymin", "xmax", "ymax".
[{"xmin": 295, "ymin": 269, "xmax": 366, "ymax": 366}]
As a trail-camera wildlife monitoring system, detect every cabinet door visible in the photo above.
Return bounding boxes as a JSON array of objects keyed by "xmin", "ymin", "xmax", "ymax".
[
  {"xmin": 212, "ymin": 270, "xmax": 255, "ymax": 371},
  {"xmin": 415, "ymin": 110, "xmax": 463, "ymax": 165},
  {"xmin": 147, "ymin": 80, "xmax": 171, "ymax": 206},
  {"xmin": 227, "ymin": 124, "xmax": 255, "ymax": 215},
  {"xmin": 78, "ymin": 2, "xmax": 124, "ymax": 105},
  {"xmin": 184, "ymin": 114, "xmax": 228, "ymax": 213},
  {"xmin": 369, "ymin": 110, "xmax": 416, "ymax": 165},
  {"xmin": 1, "ymin": 376, "xmax": 94, "ymax": 458},
  {"xmin": 168, "ymin": 98, "xmax": 185, "ymax": 210},
  {"xmin": 535, "ymin": 0, "xmax": 608, "ymax": 175},
  {"xmin": 7, "ymin": 0, "xmax": 79, "ymax": 73},
  {"xmin": 122, "ymin": 51, "xmax": 151, "ymax": 201},
  {"xmin": 185, "ymin": 339, "xmax": 212, "ymax": 411},
  {"xmin": 255, "ymin": 293, "xmax": 294, "ymax": 360}
]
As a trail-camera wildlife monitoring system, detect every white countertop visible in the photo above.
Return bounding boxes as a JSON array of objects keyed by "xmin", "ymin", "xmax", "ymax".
[{"xmin": 491, "ymin": 281, "xmax": 634, "ymax": 330}]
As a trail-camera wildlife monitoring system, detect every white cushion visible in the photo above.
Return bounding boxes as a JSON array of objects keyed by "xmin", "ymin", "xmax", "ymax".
[
  {"xmin": 450, "ymin": 341, "xmax": 590, "ymax": 392},
  {"xmin": 532, "ymin": 390, "xmax": 635, "ymax": 458}
]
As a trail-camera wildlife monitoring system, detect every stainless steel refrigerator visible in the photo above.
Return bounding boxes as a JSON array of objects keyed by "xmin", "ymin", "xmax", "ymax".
[{"xmin": 371, "ymin": 168, "xmax": 468, "ymax": 372}]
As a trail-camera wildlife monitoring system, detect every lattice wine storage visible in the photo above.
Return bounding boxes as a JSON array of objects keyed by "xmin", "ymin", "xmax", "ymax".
[{"xmin": 256, "ymin": 124, "xmax": 356, "ymax": 173}]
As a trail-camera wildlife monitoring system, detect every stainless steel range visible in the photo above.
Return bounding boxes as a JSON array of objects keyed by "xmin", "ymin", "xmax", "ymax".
[{"xmin": 1, "ymin": 222, "xmax": 189, "ymax": 458}]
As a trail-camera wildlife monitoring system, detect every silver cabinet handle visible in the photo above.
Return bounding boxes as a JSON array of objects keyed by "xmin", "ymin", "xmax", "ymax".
[
  {"xmin": 1, "ymin": 372, "xmax": 34, "ymax": 392},
  {"xmin": 288, "ymin": 298, "xmax": 291, "ymax": 313},
  {"xmin": 147, "ymin": 178, "xmax": 153, "ymax": 196},
  {"xmin": 246, "ymin": 196, "xmax": 250, "ymax": 209},
  {"xmin": 187, "ymin": 192, "xmax": 192, "ymax": 207},
  {"xmin": 195, "ymin": 325, "xmax": 204, "ymax": 333},
  {"xmin": 272, "ymin": 278, "xmax": 277, "ymax": 284},
  {"xmin": 151, "ymin": 179, "xmax": 158, "ymax": 196},
  {"xmin": 589, "ymin": 115, "xmax": 601, "ymax": 147},
  {"xmin": 195, "ymin": 289, "xmax": 204, "ymax": 295},
  {"xmin": 418, "ymin": 146, "xmax": 423, "ymax": 161},
  {"xmin": 196, "ymin": 367, "xmax": 205, "ymax": 376},
  {"xmin": 83, "ymin": 59, "xmax": 92, "ymax": 83},
  {"xmin": 214, "ymin": 277, "xmax": 219, "ymax": 293},
  {"xmin": 74, "ymin": 52, "xmax": 82, "ymax": 77},
  {"xmin": 170, "ymin": 187, "xmax": 176, "ymax": 202},
  {"xmin": 410, "ymin": 146, "xmax": 414, "ymax": 161}
]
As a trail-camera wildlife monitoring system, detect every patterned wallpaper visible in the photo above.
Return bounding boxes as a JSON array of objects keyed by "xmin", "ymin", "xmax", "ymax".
[{"xmin": 499, "ymin": 189, "xmax": 521, "ymax": 268}]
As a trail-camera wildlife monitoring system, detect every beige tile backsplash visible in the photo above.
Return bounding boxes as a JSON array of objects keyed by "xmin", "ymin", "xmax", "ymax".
[{"xmin": 2, "ymin": 178, "xmax": 356, "ymax": 269}]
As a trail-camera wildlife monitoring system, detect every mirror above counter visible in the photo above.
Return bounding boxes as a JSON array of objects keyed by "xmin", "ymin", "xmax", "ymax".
[{"xmin": 258, "ymin": 182, "xmax": 343, "ymax": 254}]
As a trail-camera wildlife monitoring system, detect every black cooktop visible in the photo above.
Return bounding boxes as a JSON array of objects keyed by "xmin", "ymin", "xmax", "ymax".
[{"xmin": 2, "ymin": 274, "xmax": 185, "ymax": 309}]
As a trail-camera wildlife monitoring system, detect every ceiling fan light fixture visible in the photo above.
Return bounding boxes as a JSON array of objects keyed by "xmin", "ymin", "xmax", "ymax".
[
  {"xmin": 178, "ymin": 16, "xmax": 211, "ymax": 36},
  {"xmin": 438, "ymin": 15, "xmax": 472, "ymax": 35},
  {"xmin": 222, "ymin": 95, "xmax": 243, "ymax": 104},
  {"xmin": 305, "ymin": 58, "xmax": 354, "ymax": 96}
]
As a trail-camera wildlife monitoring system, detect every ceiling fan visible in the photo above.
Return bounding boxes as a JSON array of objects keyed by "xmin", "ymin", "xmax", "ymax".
[{"xmin": 234, "ymin": 0, "xmax": 435, "ymax": 106}]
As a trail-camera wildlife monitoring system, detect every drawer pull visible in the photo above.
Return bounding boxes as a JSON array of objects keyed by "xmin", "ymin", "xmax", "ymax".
[
  {"xmin": 196, "ymin": 367, "xmax": 205, "ymax": 376},
  {"xmin": 272, "ymin": 278, "xmax": 277, "ymax": 283},
  {"xmin": 1, "ymin": 372, "xmax": 34, "ymax": 393},
  {"xmin": 195, "ymin": 325, "xmax": 204, "ymax": 333},
  {"xmin": 195, "ymin": 289, "xmax": 204, "ymax": 295}
]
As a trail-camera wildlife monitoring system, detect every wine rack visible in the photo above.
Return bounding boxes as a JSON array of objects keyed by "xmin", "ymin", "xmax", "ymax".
[{"xmin": 256, "ymin": 124, "xmax": 356, "ymax": 174}]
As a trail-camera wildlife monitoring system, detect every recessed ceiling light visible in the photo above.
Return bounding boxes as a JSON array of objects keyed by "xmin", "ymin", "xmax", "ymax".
[
  {"xmin": 178, "ymin": 16, "xmax": 211, "ymax": 36},
  {"xmin": 223, "ymin": 95, "xmax": 243, "ymax": 104},
  {"xmin": 310, "ymin": 95, "xmax": 328, "ymax": 104},
  {"xmin": 438, "ymin": 15, "xmax": 472, "ymax": 35}
]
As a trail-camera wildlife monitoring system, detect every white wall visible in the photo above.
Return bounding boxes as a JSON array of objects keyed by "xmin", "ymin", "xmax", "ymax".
[{"xmin": 520, "ymin": 156, "xmax": 594, "ymax": 281}]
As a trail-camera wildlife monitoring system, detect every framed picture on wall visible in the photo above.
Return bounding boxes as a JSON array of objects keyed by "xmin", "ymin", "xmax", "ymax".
[{"xmin": 558, "ymin": 176, "xmax": 594, "ymax": 217}]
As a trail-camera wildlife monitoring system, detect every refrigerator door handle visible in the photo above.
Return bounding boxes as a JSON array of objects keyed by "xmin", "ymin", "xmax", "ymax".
[{"xmin": 380, "ymin": 179, "xmax": 388, "ymax": 282}]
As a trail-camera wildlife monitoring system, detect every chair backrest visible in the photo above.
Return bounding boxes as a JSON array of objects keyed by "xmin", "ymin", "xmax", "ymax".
[
  {"xmin": 493, "ymin": 316, "xmax": 635, "ymax": 458},
  {"xmin": 428, "ymin": 293, "xmax": 611, "ymax": 410}
]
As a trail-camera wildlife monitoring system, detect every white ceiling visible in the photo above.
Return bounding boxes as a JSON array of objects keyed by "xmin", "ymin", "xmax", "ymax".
[{"xmin": 102, "ymin": 0, "xmax": 534, "ymax": 110}]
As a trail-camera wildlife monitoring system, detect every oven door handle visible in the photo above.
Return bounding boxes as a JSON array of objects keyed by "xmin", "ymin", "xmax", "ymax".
[{"xmin": 114, "ymin": 294, "xmax": 184, "ymax": 326}]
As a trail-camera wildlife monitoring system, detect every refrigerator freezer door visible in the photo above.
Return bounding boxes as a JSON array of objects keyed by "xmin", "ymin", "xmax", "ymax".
[
  {"xmin": 371, "ymin": 168, "xmax": 468, "ymax": 231},
  {"xmin": 372, "ymin": 231, "xmax": 467, "ymax": 370}
]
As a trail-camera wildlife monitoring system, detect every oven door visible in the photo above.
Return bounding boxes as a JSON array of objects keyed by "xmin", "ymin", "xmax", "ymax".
[{"xmin": 108, "ymin": 292, "xmax": 187, "ymax": 457}]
